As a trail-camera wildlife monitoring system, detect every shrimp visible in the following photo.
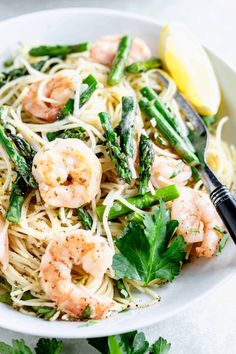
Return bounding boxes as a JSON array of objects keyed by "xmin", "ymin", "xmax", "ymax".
[
  {"xmin": 151, "ymin": 155, "xmax": 192, "ymax": 188},
  {"xmin": 22, "ymin": 75, "xmax": 75, "ymax": 122},
  {"xmin": 0, "ymin": 214, "xmax": 9, "ymax": 270},
  {"xmin": 40, "ymin": 230, "xmax": 114, "ymax": 320},
  {"xmin": 171, "ymin": 187, "xmax": 225, "ymax": 257},
  {"xmin": 32, "ymin": 138, "xmax": 102, "ymax": 208},
  {"xmin": 90, "ymin": 35, "xmax": 151, "ymax": 66}
]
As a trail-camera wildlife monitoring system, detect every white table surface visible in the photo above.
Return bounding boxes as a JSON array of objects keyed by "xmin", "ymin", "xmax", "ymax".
[{"xmin": 0, "ymin": 1, "xmax": 236, "ymax": 353}]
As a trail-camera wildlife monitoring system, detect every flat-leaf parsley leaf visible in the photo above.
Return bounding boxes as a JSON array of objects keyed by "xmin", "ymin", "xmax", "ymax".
[
  {"xmin": 0, "ymin": 339, "xmax": 33, "ymax": 354},
  {"xmin": 88, "ymin": 330, "xmax": 171, "ymax": 354},
  {"xmin": 113, "ymin": 201, "xmax": 186, "ymax": 285},
  {"xmin": 151, "ymin": 337, "xmax": 171, "ymax": 354}
]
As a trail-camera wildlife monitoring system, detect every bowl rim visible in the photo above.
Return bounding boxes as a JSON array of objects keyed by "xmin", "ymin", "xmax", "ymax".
[
  {"xmin": 0, "ymin": 6, "xmax": 234, "ymax": 68},
  {"xmin": 1, "ymin": 271, "xmax": 235, "ymax": 338},
  {"xmin": 0, "ymin": 7, "xmax": 236, "ymax": 338}
]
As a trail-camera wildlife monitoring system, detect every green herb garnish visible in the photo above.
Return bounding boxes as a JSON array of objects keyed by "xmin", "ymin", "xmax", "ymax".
[{"xmin": 112, "ymin": 201, "xmax": 186, "ymax": 285}]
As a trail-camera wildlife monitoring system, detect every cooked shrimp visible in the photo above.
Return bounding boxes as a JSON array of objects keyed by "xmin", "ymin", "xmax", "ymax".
[
  {"xmin": 151, "ymin": 155, "xmax": 192, "ymax": 188},
  {"xmin": 0, "ymin": 214, "xmax": 9, "ymax": 270},
  {"xmin": 90, "ymin": 35, "xmax": 151, "ymax": 66},
  {"xmin": 22, "ymin": 75, "xmax": 75, "ymax": 122},
  {"xmin": 32, "ymin": 138, "xmax": 102, "ymax": 208},
  {"xmin": 40, "ymin": 230, "xmax": 114, "ymax": 320},
  {"xmin": 171, "ymin": 187, "xmax": 225, "ymax": 257}
]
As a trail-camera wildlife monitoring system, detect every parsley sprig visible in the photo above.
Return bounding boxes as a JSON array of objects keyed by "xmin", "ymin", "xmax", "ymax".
[
  {"xmin": 113, "ymin": 201, "xmax": 186, "ymax": 285},
  {"xmin": 0, "ymin": 331, "xmax": 171, "ymax": 354},
  {"xmin": 0, "ymin": 338, "xmax": 62, "ymax": 354},
  {"xmin": 88, "ymin": 330, "xmax": 171, "ymax": 354}
]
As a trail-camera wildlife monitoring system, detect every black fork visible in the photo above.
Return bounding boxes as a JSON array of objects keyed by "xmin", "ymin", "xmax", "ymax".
[{"xmin": 157, "ymin": 71, "xmax": 236, "ymax": 243}]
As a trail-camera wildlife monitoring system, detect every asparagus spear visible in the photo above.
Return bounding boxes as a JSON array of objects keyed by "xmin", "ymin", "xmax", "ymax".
[
  {"xmin": 96, "ymin": 184, "xmax": 179, "ymax": 220},
  {"xmin": 139, "ymin": 98, "xmax": 199, "ymax": 166},
  {"xmin": 141, "ymin": 86, "xmax": 195, "ymax": 151},
  {"xmin": 139, "ymin": 134, "xmax": 154, "ymax": 195},
  {"xmin": 191, "ymin": 166, "xmax": 201, "ymax": 183},
  {"xmin": 140, "ymin": 86, "xmax": 158, "ymax": 101},
  {"xmin": 57, "ymin": 99, "xmax": 74, "ymax": 120},
  {"xmin": 120, "ymin": 96, "xmax": 135, "ymax": 157},
  {"xmin": 9, "ymin": 134, "xmax": 36, "ymax": 164},
  {"xmin": 140, "ymin": 86, "xmax": 183, "ymax": 133},
  {"xmin": 125, "ymin": 57, "xmax": 161, "ymax": 74},
  {"xmin": 29, "ymin": 43, "xmax": 89, "ymax": 57},
  {"xmin": 46, "ymin": 127, "xmax": 87, "ymax": 142},
  {"xmin": 0, "ymin": 70, "xmax": 27, "ymax": 89},
  {"xmin": 57, "ymin": 74, "xmax": 98, "ymax": 120},
  {"xmin": 0, "ymin": 61, "xmax": 46, "ymax": 88},
  {"xmin": 79, "ymin": 74, "xmax": 98, "ymax": 107},
  {"xmin": 0, "ymin": 125, "xmax": 37, "ymax": 188},
  {"xmin": 126, "ymin": 211, "xmax": 144, "ymax": 224},
  {"xmin": 6, "ymin": 177, "xmax": 27, "ymax": 224},
  {"xmin": 107, "ymin": 36, "xmax": 132, "ymax": 86},
  {"xmin": 99, "ymin": 112, "xmax": 131, "ymax": 183},
  {"xmin": 3, "ymin": 134, "xmax": 36, "ymax": 224},
  {"xmin": 77, "ymin": 207, "xmax": 93, "ymax": 230}
]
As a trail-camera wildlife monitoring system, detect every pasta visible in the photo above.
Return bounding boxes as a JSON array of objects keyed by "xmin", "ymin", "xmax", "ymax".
[{"xmin": 0, "ymin": 35, "xmax": 235, "ymax": 321}]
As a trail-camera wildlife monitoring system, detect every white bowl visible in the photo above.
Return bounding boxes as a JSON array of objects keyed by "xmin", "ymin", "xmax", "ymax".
[{"xmin": 0, "ymin": 8, "xmax": 235, "ymax": 339}]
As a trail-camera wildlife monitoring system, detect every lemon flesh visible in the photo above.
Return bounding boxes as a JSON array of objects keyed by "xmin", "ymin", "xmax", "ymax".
[{"xmin": 159, "ymin": 23, "xmax": 221, "ymax": 115}]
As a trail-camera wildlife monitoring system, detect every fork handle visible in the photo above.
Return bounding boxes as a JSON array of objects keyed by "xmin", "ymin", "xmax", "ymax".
[{"xmin": 210, "ymin": 185, "xmax": 236, "ymax": 244}]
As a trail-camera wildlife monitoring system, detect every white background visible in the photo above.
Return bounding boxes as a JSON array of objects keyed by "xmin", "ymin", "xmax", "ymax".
[{"xmin": 0, "ymin": 1, "xmax": 236, "ymax": 353}]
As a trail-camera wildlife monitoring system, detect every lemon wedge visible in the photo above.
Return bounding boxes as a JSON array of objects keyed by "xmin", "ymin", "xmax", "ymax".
[{"xmin": 159, "ymin": 23, "xmax": 221, "ymax": 115}]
